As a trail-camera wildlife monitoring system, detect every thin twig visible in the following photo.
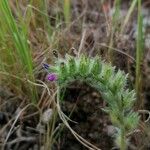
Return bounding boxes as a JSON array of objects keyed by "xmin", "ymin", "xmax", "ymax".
[{"xmin": 78, "ymin": 29, "xmax": 87, "ymax": 57}]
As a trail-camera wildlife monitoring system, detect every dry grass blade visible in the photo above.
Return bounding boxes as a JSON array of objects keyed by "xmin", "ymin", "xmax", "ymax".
[
  {"xmin": 135, "ymin": 0, "xmax": 144, "ymax": 108},
  {"xmin": 3, "ymin": 104, "xmax": 39, "ymax": 147}
]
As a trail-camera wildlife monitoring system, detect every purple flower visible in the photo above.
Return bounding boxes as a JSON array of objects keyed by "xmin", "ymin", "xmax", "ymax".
[{"xmin": 47, "ymin": 73, "xmax": 57, "ymax": 81}]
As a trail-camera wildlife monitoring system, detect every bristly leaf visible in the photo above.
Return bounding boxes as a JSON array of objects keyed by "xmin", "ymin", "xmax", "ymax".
[
  {"xmin": 78, "ymin": 55, "xmax": 88, "ymax": 76},
  {"xmin": 90, "ymin": 56, "xmax": 102, "ymax": 76},
  {"xmin": 124, "ymin": 111, "xmax": 139, "ymax": 132},
  {"xmin": 68, "ymin": 57, "xmax": 77, "ymax": 76}
]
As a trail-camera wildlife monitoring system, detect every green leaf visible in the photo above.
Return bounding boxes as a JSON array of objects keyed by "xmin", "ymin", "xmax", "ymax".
[
  {"xmin": 124, "ymin": 111, "xmax": 139, "ymax": 132},
  {"xmin": 90, "ymin": 57, "xmax": 102, "ymax": 76}
]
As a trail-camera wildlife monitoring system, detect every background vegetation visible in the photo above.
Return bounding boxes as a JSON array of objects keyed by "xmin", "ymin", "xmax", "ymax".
[{"xmin": 0, "ymin": 0, "xmax": 150, "ymax": 149}]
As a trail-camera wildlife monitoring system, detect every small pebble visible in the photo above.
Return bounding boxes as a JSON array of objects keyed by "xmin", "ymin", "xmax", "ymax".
[{"xmin": 42, "ymin": 109, "xmax": 53, "ymax": 124}]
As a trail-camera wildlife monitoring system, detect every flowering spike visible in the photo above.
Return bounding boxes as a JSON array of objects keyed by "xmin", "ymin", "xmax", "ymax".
[{"xmin": 43, "ymin": 63, "xmax": 49, "ymax": 70}]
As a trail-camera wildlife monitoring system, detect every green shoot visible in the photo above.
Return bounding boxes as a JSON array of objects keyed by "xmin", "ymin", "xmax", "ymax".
[{"xmin": 46, "ymin": 54, "xmax": 139, "ymax": 150}]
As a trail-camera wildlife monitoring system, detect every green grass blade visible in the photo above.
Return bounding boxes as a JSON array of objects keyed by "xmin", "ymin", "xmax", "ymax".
[
  {"xmin": 0, "ymin": 0, "xmax": 37, "ymax": 103},
  {"xmin": 121, "ymin": 0, "xmax": 137, "ymax": 33},
  {"xmin": 108, "ymin": 0, "xmax": 121, "ymax": 62},
  {"xmin": 63, "ymin": 0, "xmax": 71, "ymax": 25}
]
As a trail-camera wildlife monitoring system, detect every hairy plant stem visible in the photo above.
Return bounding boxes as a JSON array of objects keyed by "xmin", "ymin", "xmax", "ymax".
[{"xmin": 120, "ymin": 127, "xmax": 126, "ymax": 150}]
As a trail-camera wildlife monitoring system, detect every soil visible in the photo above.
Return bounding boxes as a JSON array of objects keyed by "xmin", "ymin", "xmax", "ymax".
[{"xmin": 53, "ymin": 82, "xmax": 114, "ymax": 150}]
